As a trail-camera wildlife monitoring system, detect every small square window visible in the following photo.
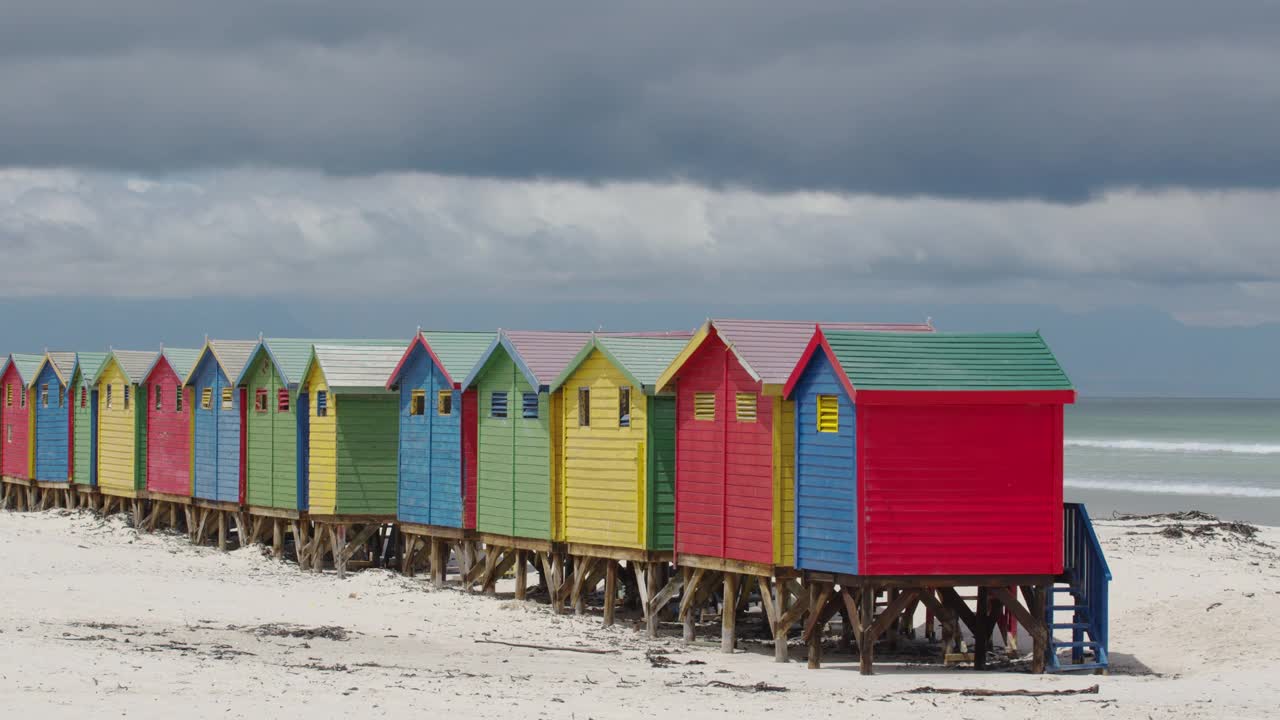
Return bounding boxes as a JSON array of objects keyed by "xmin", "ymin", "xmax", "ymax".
[
  {"xmin": 154, "ymin": 384, "xmax": 164, "ymax": 411},
  {"xmin": 175, "ymin": 386, "xmax": 183, "ymax": 412},
  {"xmin": 316, "ymin": 390, "xmax": 328, "ymax": 417},
  {"xmin": 437, "ymin": 391, "xmax": 452, "ymax": 416},
  {"xmin": 122, "ymin": 386, "xmax": 130, "ymax": 410},
  {"xmin": 816, "ymin": 394, "xmax": 839, "ymax": 433},
  {"xmin": 618, "ymin": 387, "xmax": 631, "ymax": 428},
  {"xmin": 4, "ymin": 424, "xmax": 9, "ymax": 444},
  {"xmin": 106, "ymin": 385, "xmax": 114, "ymax": 410},
  {"xmin": 521, "ymin": 392, "xmax": 539, "ymax": 419},
  {"xmin": 4, "ymin": 384, "xmax": 10, "ymax": 407},
  {"xmin": 735, "ymin": 393, "xmax": 757, "ymax": 422},
  {"xmin": 58, "ymin": 386, "xmax": 65, "ymax": 408},
  {"xmin": 201, "ymin": 387, "xmax": 213, "ymax": 410},
  {"xmin": 20, "ymin": 386, "xmax": 27, "ymax": 408},
  {"xmin": 41, "ymin": 383, "xmax": 50, "ymax": 408},
  {"xmin": 255, "ymin": 388, "xmax": 269, "ymax": 413},
  {"xmin": 694, "ymin": 392, "xmax": 716, "ymax": 421},
  {"xmin": 80, "ymin": 387, "xmax": 87, "ymax": 409},
  {"xmin": 578, "ymin": 387, "xmax": 590, "ymax": 427},
  {"xmin": 491, "ymin": 391, "xmax": 508, "ymax": 419},
  {"xmin": 410, "ymin": 389, "xmax": 426, "ymax": 416},
  {"xmin": 277, "ymin": 389, "xmax": 290, "ymax": 413}
]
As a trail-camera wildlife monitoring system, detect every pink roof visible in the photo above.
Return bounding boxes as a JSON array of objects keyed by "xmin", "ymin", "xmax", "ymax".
[
  {"xmin": 710, "ymin": 318, "xmax": 934, "ymax": 385},
  {"xmin": 504, "ymin": 331, "xmax": 595, "ymax": 386}
]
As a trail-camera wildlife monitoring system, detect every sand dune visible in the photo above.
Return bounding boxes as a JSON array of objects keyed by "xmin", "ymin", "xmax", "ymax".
[{"xmin": 1, "ymin": 509, "xmax": 1277, "ymax": 719}]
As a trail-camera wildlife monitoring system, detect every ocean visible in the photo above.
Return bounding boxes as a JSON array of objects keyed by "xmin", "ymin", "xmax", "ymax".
[{"xmin": 1065, "ymin": 397, "xmax": 1280, "ymax": 526}]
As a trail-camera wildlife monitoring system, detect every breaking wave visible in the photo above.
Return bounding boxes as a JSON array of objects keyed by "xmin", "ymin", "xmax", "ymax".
[
  {"xmin": 1066, "ymin": 438, "xmax": 1280, "ymax": 455},
  {"xmin": 1066, "ymin": 477, "xmax": 1280, "ymax": 498}
]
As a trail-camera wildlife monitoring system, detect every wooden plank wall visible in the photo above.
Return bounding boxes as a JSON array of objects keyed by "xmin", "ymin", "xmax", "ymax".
[
  {"xmin": 792, "ymin": 351, "xmax": 858, "ymax": 575},
  {"xmin": 34, "ymin": 362, "xmax": 69, "ymax": 481},
  {"xmin": 245, "ymin": 353, "xmax": 299, "ymax": 509},
  {"xmin": 96, "ymin": 361, "xmax": 137, "ymax": 494},
  {"xmin": 332, "ymin": 395, "xmax": 398, "ymax": 515},
  {"xmin": 305, "ymin": 368, "xmax": 336, "ymax": 513},
  {"xmin": 396, "ymin": 345, "xmax": 464, "ymax": 528},
  {"xmin": 72, "ymin": 373, "xmax": 94, "ymax": 485},
  {"xmin": 144, "ymin": 360, "xmax": 191, "ymax": 496},
  {"xmin": 561, "ymin": 350, "xmax": 647, "ymax": 549}
]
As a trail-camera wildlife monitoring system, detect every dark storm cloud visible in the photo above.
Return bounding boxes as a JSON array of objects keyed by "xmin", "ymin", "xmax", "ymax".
[{"xmin": 2, "ymin": 2, "xmax": 1279, "ymax": 199}]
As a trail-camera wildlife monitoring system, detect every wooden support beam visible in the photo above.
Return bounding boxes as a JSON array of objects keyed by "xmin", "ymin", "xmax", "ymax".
[
  {"xmin": 973, "ymin": 587, "xmax": 999, "ymax": 671},
  {"xmin": 859, "ymin": 586, "xmax": 877, "ymax": 675},
  {"xmin": 431, "ymin": 538, "xmax": 447, "ymax": 587},
  {"xmin": 272, "ymin": 519, "xmax": 284, "ymax": 558},
  {"xmin": 603, "ymin": 561, "xmax": 618, "ymax": 626},
  {"xmin": 807, "ymin": 582, "xmax": 825, "ymax": 669},
  {"xmin": 643, "ymin": 562, "xmax": 661, "ymax": 638},
  {"xmin": 773, "ymin": 578, "xmax": 793, "ymax": 663},
  {"xmin": 514, "ymin": 550, "xmax": 528, "ymax": 600},
  {"xmin": 217, "ymin": 511, "xmax": 228, "ymax": 551},
  {"xmin": 681, "ymin": 568, "xmax": 697, "ymax": 642},
  {"xmin": 721, "ymin": 573, "xmax": 738, "ymax": 653}
]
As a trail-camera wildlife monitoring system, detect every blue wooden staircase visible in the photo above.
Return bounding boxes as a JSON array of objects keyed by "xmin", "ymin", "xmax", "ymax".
[{"xmin": 1047, "ymin": 503, "xmax": 1111, "ymax": 673}]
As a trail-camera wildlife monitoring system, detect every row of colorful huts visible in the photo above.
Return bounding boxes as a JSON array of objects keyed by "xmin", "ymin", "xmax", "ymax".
[{"xmin": 0, "ymin": 320, "xmax": 1109, "ymax": 673}]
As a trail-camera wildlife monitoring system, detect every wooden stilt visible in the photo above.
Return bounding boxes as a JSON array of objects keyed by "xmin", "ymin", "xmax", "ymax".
[
  {"xmin": 859, "ymin": 586, "xmax": 876, "ymax": 675},
  {"xmin": 721, "ymin": 573, "xmax": 738, "ymax": 653},
  {"xmin": 644, "ymin": 562, "xmax": 660, "ymax": 638},
  {"xmin": 602, "ymin": 561, "xmax": 618, "ymax": 626},
  {"xmin": 680, "ymin": 568, "xmax": 697, "ymax": 642},
  {"xmin": 431, "ymin": 538, "xmax": 446, "ymax": 586},
  {"xmin": 272, "ymin": 519, "xmax": 284, "ymax": 559},
  {"xmin": 514, "ymin": 550, "xmax": 528, "ymax": 600},
  {"xmin": 807, "ymin": 582, "xmax": 823, "ymax": 669},
  {"xmin": 974, "ymin": 587, "xmax": 991, "ymax": 670}
]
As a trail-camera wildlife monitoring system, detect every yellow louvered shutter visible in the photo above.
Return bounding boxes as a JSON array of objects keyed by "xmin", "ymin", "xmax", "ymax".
[
  {"xmin": 201, "ymin": 388, "xmax": 213, "ymax": 409},
  {"xmin": 694, "ymin": 392, "xmax": 716, "ymax": 420},
  {"xmin": 816, "ymin": 394, "xmax": 839, "ymax": 433},
  {"xmin": 735, "ymin": 393, "xmax": 757, "ymax": 422}
]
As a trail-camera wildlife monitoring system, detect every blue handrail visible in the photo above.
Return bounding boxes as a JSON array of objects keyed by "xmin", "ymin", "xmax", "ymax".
[{"xmin": 1061, "ymin": 502, "xmax": 1110, "ymax": 662}]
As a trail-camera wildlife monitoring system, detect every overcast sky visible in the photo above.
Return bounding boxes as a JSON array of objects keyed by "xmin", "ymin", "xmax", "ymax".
[{"xmin": 2, "ymin": 2, "xmax": 1279, "ymax": 394}]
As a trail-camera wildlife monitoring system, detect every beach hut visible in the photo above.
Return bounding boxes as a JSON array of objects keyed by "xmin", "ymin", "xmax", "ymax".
[
  {"xmin": 653, "ymin": 319, "xmax": 933, "ymax": 654},
  {"xmin": 0, "ymin": 353, "xmax": 42, "ymax": 510},
  {"xmin": 298, "ymin": 341, "xmax": 404, "ymax": 575},
  {"xmin": 70, "ymin": 352, "xmax": 109, "ymax": 501},
  {"xmin": 384, "ymin": 330, "xmax": 494, "ymax": 583},
  {"xmin": 28, "ymin": 352, "xmax": 78, "ymax": 508},
  {"xmin": 138, "ymin": 347, "xmax": 200, "ymax": 527},
  {"xmin": 185, "ymin": 340, "xmax": 257, "ymax": 547},
  {"xmin": 94, "ymin": 349, "xmax": 159, "ymax": 522},
  {"xmin": 783, "ymin": 329, "xmax": 1102, "ymax": 673},
  {"xmin": 548, "ymin": 333, "xmax": 690, "ymax": 630},
  {"xmin": 458, "ymin": 330, "xmax": 594, "ymax": 595}
]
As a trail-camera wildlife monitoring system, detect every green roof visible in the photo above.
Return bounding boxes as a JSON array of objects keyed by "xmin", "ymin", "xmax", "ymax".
[
  {"xmin": 420, "ymin": 331, "xmax": 498, "ymax": 383},
  {"xmin": 552, "ymin": 335, "xmax": 691, "ymax": 392},
  {"xmin": 822, "ymin": 331, "xmax": 1073, "ymax": 391},
  {"xmin": 159, "ymin": 347, "xmax": 203, "ymax": 379},
  {"xmin": 75, "ymin": 352, "xmax": 111, "ymax": 385}
]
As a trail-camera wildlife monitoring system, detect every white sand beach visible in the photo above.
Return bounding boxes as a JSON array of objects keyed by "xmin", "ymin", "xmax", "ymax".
[{"xmin": 1, "ymin": 509, "xmax": 1277, "ymax": 719}]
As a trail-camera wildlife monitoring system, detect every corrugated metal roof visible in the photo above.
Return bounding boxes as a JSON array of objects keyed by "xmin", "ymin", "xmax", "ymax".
[
  {"xmin": 45, "ymin": 352, "xmax": 78, "ymax": 384},
  {"xmin": 308, "ymin": 343, "xmax": 405, "ymax": 393},
  {"xmin": 3, "ymin": 353, "xmax": 45, "ymax": 386},
  {"xmin": 207, "ymin": 339, "xmax": 258, "ymax": 381},
  {"xmin": 107, "ymin": 350, "xmax": 160, "ymax": 384},
  {"xmin": 419, "ymin": 331, "xmax": 497, "ymax": 383},
  {"xmin": 255, "ymin": 338, "xmax": 404, "ymax": 387},
  {"xmin": 709, "ymin": 318, "xmax": 934, "ymax": 385},
  {"xmin": 75, "ymin": 352, "xmax": 110, "ymax": 385},
  {"xmin": 823, "ymin": 331, "xmax": 1073, "ymax": 391},
  {"xmin": 596, "ymin": 335, "xmax": 692, "ymax": 388},
  {"xmin": 504, "ymin": 331, "xmax": 595, "ymax": 386}
]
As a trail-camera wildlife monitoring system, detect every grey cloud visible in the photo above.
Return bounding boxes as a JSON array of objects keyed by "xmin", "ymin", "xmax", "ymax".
[
  {"xmin": 2, "ymin": 168, "xmax": 1279, "ymax": 326},
  {"xmin": 1, "ymin": 3, "xmax": 1279, "ymax": 199}
]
